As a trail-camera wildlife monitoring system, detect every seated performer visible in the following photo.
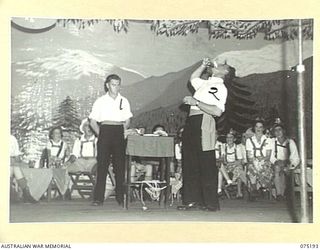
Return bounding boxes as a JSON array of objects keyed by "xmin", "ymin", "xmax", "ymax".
[
  {"xmin": 10, "ymin": 134, "xmax": 37, "ymax": 203},
  {"xmin": 221, "ymin": 129, "xmax": 246, "ymax": 199},
  {"xmin": 270, "ymin": 118, "xmax": 300, "ymax": 201},
  {"xmin": 66, "ymin": 118, "xmax": 98, "ymax": 173},
  {"xmin": 43, "ymin": 126, "xmax": 70, "ymax": 168},
  {"xmin": 152, "ymin": 124, "xmax": 168, "ymax": 136},
  {"xmin": 246, "ymin": 118, "xmax": 273, "ymax": 201}
]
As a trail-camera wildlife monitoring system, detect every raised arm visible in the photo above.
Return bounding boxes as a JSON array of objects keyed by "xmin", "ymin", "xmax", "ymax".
[{"xmin": 190, "ymin": 58, "xmax": 210, "ymax": 81}]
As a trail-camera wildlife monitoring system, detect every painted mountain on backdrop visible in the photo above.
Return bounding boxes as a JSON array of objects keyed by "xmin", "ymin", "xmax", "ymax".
[{"xmin": 11, "ymin": 49, "xmax": 145, "ymax": 100}]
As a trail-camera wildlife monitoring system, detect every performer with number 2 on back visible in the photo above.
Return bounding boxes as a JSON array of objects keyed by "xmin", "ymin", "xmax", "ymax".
[{"xmin": 178, "ymin": 58, "xmax": 235, "ymax": 211}]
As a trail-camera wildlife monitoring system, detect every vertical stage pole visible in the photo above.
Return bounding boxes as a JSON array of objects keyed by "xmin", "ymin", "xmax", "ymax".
[{"xmin": 296, "ymin": 19, "xmax": 309, "ymax": 223}]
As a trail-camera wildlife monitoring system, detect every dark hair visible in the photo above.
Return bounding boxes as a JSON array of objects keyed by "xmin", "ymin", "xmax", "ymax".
[
  {"xmin": 104, "ymin": 74, "xmax": 121, "ymax": 92},
  {"xmin": 271, "ymin": 123, "xmax": 286, "ymax": 137},
  {"xmin": 222, "ymin": 64, "xmax": 236, "ymax": 82},
  {"xmin": 152, "ymin": 124, "xmax": 166, "ymax": 133},
  {"xmin": 203, "ymin": 64, "xmax": 236, "ymax": 82},
  {"xmin": 49, "ymin": 126, "xmax": 63, "ymax": 140},
  {"xmin": 252, "ymin": 119, "xmax": 265, "ymax": 133}
]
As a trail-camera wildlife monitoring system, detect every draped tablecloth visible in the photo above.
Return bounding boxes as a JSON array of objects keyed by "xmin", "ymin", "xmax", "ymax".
[
  {"xmin": 19, "ymin": 168, "xmax": 69, "ymax": 201},
  {"xmin": 126, "ymin": 135, "xmax": 174, "ymax": 157},
  {"xmin": 125, "ymin": 135, "xmax": 174, "ymax": 209}
]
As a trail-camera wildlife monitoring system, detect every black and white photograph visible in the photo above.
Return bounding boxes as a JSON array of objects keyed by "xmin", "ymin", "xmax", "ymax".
[{"xmin": 9, "ymin": 18, "xmax": 313, "ymax": 225}]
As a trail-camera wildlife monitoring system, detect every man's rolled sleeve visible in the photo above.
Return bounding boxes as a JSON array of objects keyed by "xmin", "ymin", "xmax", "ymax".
[
  {"xmin": 122, "ymin": 98, "xmax": 133, "ymax": 121},
  {"xmin": 190, "ymin": 78, "xmax": 204, "ymax": 91}
]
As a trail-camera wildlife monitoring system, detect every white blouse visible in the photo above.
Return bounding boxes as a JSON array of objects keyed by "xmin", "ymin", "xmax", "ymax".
[
  {"xmin": 46, "ymin": 139, "xmax": 69, "ymax": 159},
  {"xmin": 246, "ymin": 135, "xmax": 272, "ymax": 158},
  {"xmin": 72, "ymin": 135, "xmax": 98, "ymax": 158},
  {"xmin": 222, "ymin": 143, "xmax": 243, "ymax": 163}
]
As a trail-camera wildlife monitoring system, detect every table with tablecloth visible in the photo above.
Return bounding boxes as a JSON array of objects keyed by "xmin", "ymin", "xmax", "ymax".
[
  {"xmin": 19, "ymin": 168, "xmax": 69, "ymax": 201},
  {"xmin": 125, "ymin": 135, "xmax": 174, "ymax": 209}
]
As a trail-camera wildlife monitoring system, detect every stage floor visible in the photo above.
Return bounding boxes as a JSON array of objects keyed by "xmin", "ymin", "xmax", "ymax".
[{"xmin": 9, "ymin": 196, "xmax": 311, "ymax": 223}]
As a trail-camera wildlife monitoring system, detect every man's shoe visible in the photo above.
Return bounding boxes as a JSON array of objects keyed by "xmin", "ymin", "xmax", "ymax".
[
  {"xmin": 177, "ymin": 202, "xmax": 199, "ymax": 211},
  {"xmin": 118, "ymin": 201, "xmax": 124, "ymax": 208},
  {"xmin": 91, "ymin": 200, "xmax": 103, "ymax": 206},
  {"xmin": 276, "ymin": 195, "xmax": 285, "ymax": 202},
  {"xmin": 201, "ymin": 206, "xmax": 220, "ymax": 212}
]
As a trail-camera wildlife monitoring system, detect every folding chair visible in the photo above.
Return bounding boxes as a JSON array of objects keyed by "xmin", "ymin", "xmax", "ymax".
[
  {"xmin": 290, "ymin": 163, "xmax": 313, "ymax": 206},
  {"xmin": 68, "ymin": 164, "xmax": 115, "ymax": 199},
  {"xmin": 69, "ymin": 171, "xmax": 96, "ymax": 199}
]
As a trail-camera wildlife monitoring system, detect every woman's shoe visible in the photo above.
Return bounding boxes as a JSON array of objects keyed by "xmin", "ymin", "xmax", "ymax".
[
  {"xmin": 91, "ymin": 200, "xmax": 103, "ymax": 206},
  {"xmin": 236, "ymin": 194, "xmax": 244, "ymax": 199}
]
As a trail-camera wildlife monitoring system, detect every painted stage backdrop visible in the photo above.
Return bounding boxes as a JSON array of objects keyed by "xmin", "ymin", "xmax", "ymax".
[{"xmin": 11, "ymin": 19, "xmax": 313, "ymax": 164}]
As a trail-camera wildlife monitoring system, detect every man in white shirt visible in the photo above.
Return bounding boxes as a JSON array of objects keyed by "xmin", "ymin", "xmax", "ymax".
[
  {"xmin": 178, "ymin": 58, "xmax": 234, "ymax": 212},
  {"xmin": 270, "ymin": 121, "xmax": 300, "ymax": 201},
  {"xmin": 89, "ymin": 74, "xmax": 133, "ymax": 207}
]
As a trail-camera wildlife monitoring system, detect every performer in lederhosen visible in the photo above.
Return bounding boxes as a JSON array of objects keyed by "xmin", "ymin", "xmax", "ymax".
[
  {"xmin": 178, "ymin": 58, "xmax": 235, "ymax": 211},
  {"xmin": 45, "ymin": 126, "xmax": 70, "ymax": 168},
  {"xmin": 89, "ymin": 74, "xmax": 132, "ymax": 207},
  {"xmin": 270, "ymin": 118, "xmax": 300, "ymax": 201},
  {"xmin": 221, "ymin": 129, "xmax": 246, "ymax": 199},
  {"xmin": 246, "ymin": 118, "xmax": 273, "ymax": 201},
  {"xmin": 66, "ymin": 118, "xmax": 98, "ymax": 173}
]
